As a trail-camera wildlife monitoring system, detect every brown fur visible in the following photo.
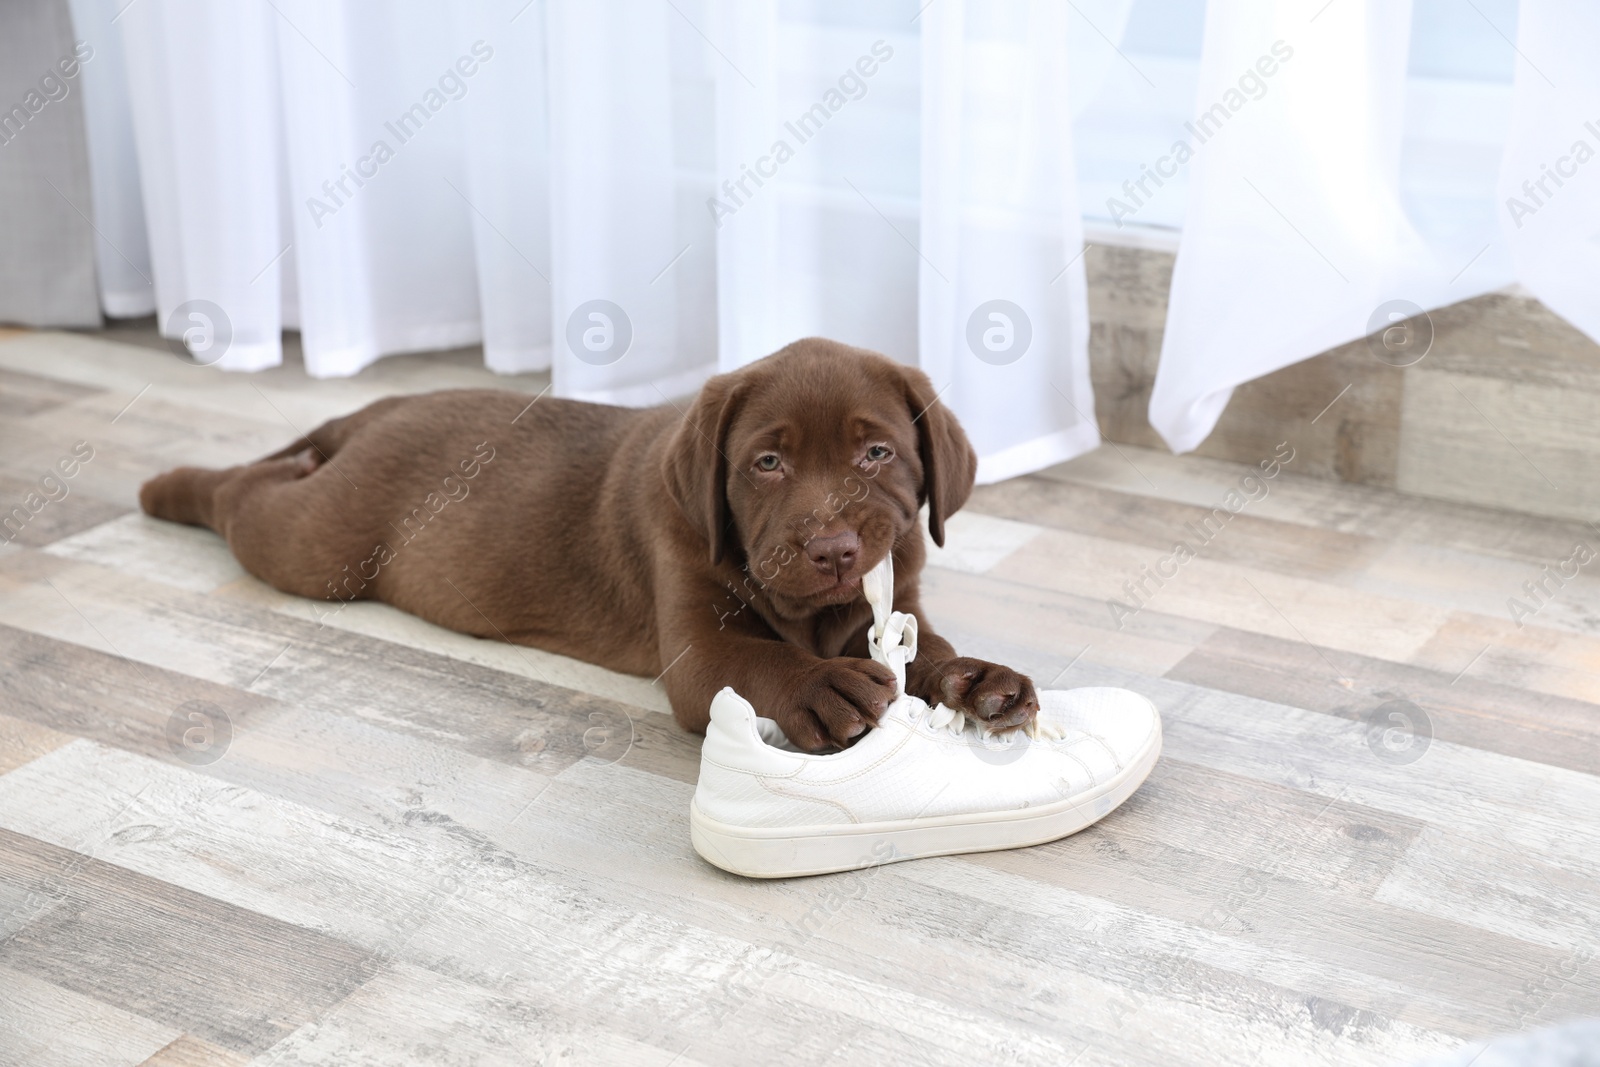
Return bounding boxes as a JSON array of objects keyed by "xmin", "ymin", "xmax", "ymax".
[{"xmin": 140, "ymin": 338, "xmax": 1038, "ymax": 751}]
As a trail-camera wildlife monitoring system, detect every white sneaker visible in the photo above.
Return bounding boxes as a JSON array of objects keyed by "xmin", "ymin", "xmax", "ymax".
[{"xmin": 689, "ymin": 557, "xmax": 1162, "ymax": 878}]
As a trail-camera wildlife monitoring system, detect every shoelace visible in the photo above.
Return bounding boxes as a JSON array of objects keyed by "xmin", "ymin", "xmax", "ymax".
[
  {"xmin": 912, "ymin": 698, "xmax": 1066, "ymax": 742},
  {"xmin": 865, "ymin": 555, "xmax": 1065, "ymax": 743},
  {"xmin": 921, "ymin": 701, "xmax": 967, "ymax": 735}
]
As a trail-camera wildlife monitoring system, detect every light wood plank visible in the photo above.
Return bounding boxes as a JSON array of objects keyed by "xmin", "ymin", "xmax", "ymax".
[
  {"xmin": 0, "ymin": 366, "xmax": 104, "ymax": 420},
  {"xmin": 972, "ymin": 476, "xmax": 1600, "ymax": 642},
  {"xmin": 257, "ymin": 960, "xmax": 705, "ymax": 1067},
  {"xmin": 214, "ymin": 575, "xmax": 673, "ymax": 716},
  {"xmin": 136, "ymin": 1035, "xmax": 250, "ymax": 1067},
  {"xmin": 0, "ymin": 965, "xmax": 179, "ymax": 1067},
  {"xmin": 3, "ymin": 684, "xmax": 1472, "ymax": 1067},
  {"xmin": 1082, "ymin": 667, "xmax": 1600, "ymax": 882},
  {"xmin": 45, "ymin": 513, "xmax": 248, "ymax": 594},
  {"xmin": 990, "ymin": 527, "xmax": 1453, "ymax": 664},
  {"xmin": 0, "ymin": 712, "xmax": 74, "ymax": 775},
  {"xmin": 1400, "ymin": 367, "xmax": 1600, "ymax": 523},
  {"xmin": 0, "ymin": 469, "xmax": 131, "ymax": 548},
  {"xmin": 1353, "ymin": 539, "xmax": 1600, "ymax": 640},
  {"xmin": 0, "ymin": 633, "xmax": 1523, "ymax": 1067},
  {"xmin": 12, "ymin": 506, "xmax": 672, "ymax": 714},
  {"xmin": 1042, "ymin": 442, "xmax": 1600, "ymax": 566},
  {"xmin": 920, "ymin": 565, "xmax": 1209, "ymax": 679},
  {"xmin": 1167, "ymin": 627, "xmax": 1600, "ymax": 772},
  {"xmin": 0, "ymin": 829, "xmax": 385, "ymax": 1056},
  {"xmin": 0, "ymin": 551, "xmax": 650, "ymax": 776},
  {"xmin": 0, "ymin": 738, "xmax": 1456, "ymax": 1064},
  {"xmin": 970, "ymin": 474, "xmax": 1382, "ymax": 581},
  {"xmin": 922, "ymin": 510, "xmax": 1042, "ymax": 573},
  {"xmin": 0, "ymin": 332, "xmax": 545, "ymax": 476},
  {"xmin": 477, "ymin": 759, "xmax": 1470, "ymax": 1060},
  {"xmin": 0, "ymin": 745, "xmax": 1093, "ymax": 1065},
  {"xmin": 0, "ymin": 623, "xmax": 288, "ymax": 772},
  {"xmin": 1411, "ymin": 612, "xmax": 1600, "ymax": 706},
  {"xmin": 1375, "ymin": 824, "xmax": 1600, "ymax": 956}
]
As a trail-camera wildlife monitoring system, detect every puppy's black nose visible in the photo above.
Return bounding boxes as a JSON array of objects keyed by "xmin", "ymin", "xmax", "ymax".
[{"xmin": 806, "ymin": 530, "xmax": 860, "ymax": 578}]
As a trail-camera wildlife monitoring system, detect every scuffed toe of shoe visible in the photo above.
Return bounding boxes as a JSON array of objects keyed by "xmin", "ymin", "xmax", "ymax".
[{"xmin": 1039, "ymin": 687, "xmax": 1161, "ymax": 771}]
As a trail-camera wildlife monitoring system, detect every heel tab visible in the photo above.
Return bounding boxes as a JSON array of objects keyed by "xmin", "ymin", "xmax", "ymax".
[
  {"xmin": 709, "ymin": 686, "xmax": 759, "ymax": 734},
  {"xmin": 706, "ymin": 686, "xmax": 769, "ymax": 758},
  {"xmin": 701, "ymin": 687, "xmax": 807, "ymax": 775}
]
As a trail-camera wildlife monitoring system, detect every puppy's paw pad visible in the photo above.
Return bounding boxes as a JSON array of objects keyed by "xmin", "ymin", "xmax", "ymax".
[{"xmin": 935, "ymin": 658, "xmax": 1038, "ymax": 733}]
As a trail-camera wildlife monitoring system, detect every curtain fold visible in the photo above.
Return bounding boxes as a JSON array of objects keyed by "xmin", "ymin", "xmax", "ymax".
[
  {"xmin": 75, "ymin": 0, "xmax": 1103, "ymax": 477},
  {"xmin": 707, "ymin": 0, "xmax": 1100, "ymax": 480},
  {"xmin": 919, "ymin": 0, "xmax": 1099, "ymax": 483},
  {"xmin": 546, "ymin": 0, "xmax": 716, "ymax": 404},
  {"xmin": 710, "ymin": 8, "xmax": 923, "ymax": 367},
  {"xmin": 65, "ymin": 0, "xmax": 155, "ymax": 319},
  {"xmin": 117, "ymin": 0, "xmax": 554, "ymax": 376},
  {"xmin": 120, "ymin": 0, "xmax": 286, "ymax": 370},
  {"xmin": 712, "ymin": 0, "xmax": 783, "ymax": 370},
  {"xmin": 1498, "ymin": 0, "xmax": 1600, "ymax": 345},
  {"xmin": 1147, "ymin": 0, "xmax": 1512, "ymax": 454},
  {"xmin": 454, "ymin": 0, "xmax": 553, "ymax": 376},
  {"xmin": 75, "ymin": 0, "xmax": 1598, "ymax": 482}
]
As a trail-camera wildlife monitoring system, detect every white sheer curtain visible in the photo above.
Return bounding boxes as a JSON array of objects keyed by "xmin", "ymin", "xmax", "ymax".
[
  {"xmin": 105, "ymin": 0, "xmax": 557, "ymax": 378},
  {"xmin": 76, "ymin": 0, "xmax": 1595, "ymax": 471},
  {"xmin": 546, "ymin": 0, "xmax": 716, "ymax": 403},
  {"xmin": 710, "ymin": 0, "xmax": 1102, "ymax": 481},
  {"xmin": 65, "ymin": 0, "xmax": 155, "ymax": 319},
  {"xmin": 1498, "ymin": 0, "xmax": 1600, "ymax": 343},
  {"xmin": 119, "ymin": 0, "xmax": 288, "ymax": 372},
  {"xmin": 916, "ymin": 0, "xmax": 1102, "ymax": 481},
  {"xmin": 1145, "ymin": 0, "xmax": 1599, "ymax": 455},
  {"xmin": 1147, "ymin": 0, "xmax": 1511, "ymax": 453},
  {"xmin": 77, "ymin": 0, "xmax": 1101, "ymax": 480}
]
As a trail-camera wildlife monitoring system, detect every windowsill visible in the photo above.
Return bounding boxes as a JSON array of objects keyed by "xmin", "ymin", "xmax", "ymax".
[{"xmin": 1082, "ymin": 219, "xmax": 1180, "ymax": 255}]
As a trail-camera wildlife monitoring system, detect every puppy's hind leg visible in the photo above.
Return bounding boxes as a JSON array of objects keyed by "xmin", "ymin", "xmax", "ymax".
[
  {"xmin": 142, "ymin": 450, "xmax": 366, "ymax": 602},
  {"xmin": 210, "ymin": 453, "xmax": 364, "ymax": 599},
  {"xmin": 255, "ymin": 397, "xmax": 405, "ymax": 464},
  {"xmin": 146, "ymin": 396, "xmax": 399, "ymax": 529}
]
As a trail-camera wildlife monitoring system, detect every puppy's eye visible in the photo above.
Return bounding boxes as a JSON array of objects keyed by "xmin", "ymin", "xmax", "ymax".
[
  {"xmin": 865, "ymin": 445, "xmax": 893, "ymax": 462},
  {"xmin": 755, "ymin": 454, "xmax": 781, "ymax": 472}
]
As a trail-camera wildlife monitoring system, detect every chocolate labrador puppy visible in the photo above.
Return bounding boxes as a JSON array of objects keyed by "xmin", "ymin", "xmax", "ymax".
[{"xmin": 140, "ymin": 338, "xmax": 1038, "ymax": 751}]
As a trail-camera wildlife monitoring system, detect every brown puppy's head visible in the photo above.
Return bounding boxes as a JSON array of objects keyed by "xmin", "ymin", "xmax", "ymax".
[{"xmin": 662, "ymin": 338, "xmax": 977, "ymax": 618}]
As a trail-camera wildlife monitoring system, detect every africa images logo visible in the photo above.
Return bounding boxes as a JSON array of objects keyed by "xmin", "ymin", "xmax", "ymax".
[
  {"xmin": 965, "ymin": 300, "xmax": 1032, "ymax": 365},
  {"xmin": 565, "ymin": 300, "xmax": 632, "ymax": 366}
]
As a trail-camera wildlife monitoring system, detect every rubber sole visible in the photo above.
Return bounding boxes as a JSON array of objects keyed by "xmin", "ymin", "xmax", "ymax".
[{"xmin": 690, "ymin": 719, "xmax": 1162, "ymax": 878}]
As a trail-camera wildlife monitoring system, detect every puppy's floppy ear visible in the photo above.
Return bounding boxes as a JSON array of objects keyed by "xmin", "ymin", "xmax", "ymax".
[
  {"xmin": 662, "ymin": 374, "xmax": 745, "ymax": 565},
  {"xmin": 900, "ymin": 364, "xmax": 977, "ymax": 547}
]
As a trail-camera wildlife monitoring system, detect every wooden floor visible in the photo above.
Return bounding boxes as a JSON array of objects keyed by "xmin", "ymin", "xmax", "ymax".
[{"xmin": 1, "ymin": 325, "xmax": 1597, "ymax": 1067}]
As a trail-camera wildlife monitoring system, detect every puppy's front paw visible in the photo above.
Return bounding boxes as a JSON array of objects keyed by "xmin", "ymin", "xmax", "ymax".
[
  {"xmin": 926, "ymin": 657, "xmax": 1038, "ymax": 733},
  {"xmin": 776, "ymin": 658, "xmax": 898, "ymax": 752}
]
